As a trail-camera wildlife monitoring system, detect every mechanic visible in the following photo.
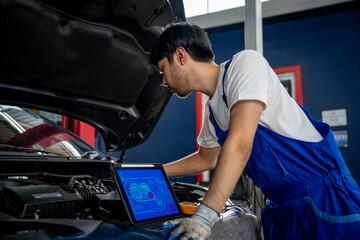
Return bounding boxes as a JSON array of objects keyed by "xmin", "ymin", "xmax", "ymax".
[{"xmin": 150, "ymin": 22, "xmax": 360, "ymax": 240}]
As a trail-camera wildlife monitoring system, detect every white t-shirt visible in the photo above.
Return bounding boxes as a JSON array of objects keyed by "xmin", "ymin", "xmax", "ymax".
[{"xmin": 197, "ymin": 50, "xmax": 323, "ymax": 148}]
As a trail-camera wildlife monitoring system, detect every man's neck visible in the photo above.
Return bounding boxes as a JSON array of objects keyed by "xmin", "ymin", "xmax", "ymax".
[{"xmin": 190, "ymin": 61, "xmax": 220, "ymax": 99}]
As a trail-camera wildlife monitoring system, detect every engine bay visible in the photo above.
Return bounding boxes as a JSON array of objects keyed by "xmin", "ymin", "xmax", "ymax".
[
  {"xmin": 0, "ymin": 157, "xmax": 208, "ymax": 239},
  {"xmin": 0, "ymin": 172, "xmax": 117, "ymax": 220},
  {"xmin": 0, "ymin": 158, "xmax": 122, "ymax": 220}
]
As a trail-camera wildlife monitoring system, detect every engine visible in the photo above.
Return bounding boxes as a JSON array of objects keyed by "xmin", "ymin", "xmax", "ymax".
[{"xmin": 0, "ymin": 173, "xmax": 119, "ymax": 220}]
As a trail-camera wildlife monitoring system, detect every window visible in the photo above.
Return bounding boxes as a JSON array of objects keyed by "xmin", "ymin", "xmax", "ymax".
[{"xmin": 183, "ymin": 0, "xmax": 270, "ymax": 18}]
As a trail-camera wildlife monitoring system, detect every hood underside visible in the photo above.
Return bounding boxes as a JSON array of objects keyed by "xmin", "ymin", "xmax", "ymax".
[{"xmin": 0, "ymin": 0, "xmax": 185, "ymax": 151}]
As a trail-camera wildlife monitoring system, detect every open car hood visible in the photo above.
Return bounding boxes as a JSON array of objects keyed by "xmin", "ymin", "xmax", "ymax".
[{"xmin": 0, "ymin": 0, "xmax": 185, "ymax": 151}]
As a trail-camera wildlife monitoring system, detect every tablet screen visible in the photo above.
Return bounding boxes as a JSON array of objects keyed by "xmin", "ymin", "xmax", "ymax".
[{"xmin": 112, "ymin": 164, "xmax": 182, "ymax": 224}]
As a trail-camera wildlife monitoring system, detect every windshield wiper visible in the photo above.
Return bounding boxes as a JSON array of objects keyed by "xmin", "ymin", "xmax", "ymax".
[
  {"xmin": 0, "ymin": 144, "xmax": 65, "ymax": 156},
  {"xmin": 81, "ymin": 150, "xmax": 100, "ymax": 160}
]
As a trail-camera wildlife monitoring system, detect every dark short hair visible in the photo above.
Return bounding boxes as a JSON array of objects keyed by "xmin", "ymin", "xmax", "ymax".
[{"xmin": 150, "ymin": 22, "xmax": 214, "ymax": 67}]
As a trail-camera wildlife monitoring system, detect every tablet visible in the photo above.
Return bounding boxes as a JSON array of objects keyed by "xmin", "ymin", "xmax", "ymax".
[{"xmin": 112, "ymin": 164, "xmax": 182, "ymax": 225}]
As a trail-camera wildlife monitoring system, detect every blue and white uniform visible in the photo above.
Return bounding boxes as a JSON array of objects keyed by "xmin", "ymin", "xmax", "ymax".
[{"xmin": 197, "ymin": 50, "xmax": 360, "ymax": 239}]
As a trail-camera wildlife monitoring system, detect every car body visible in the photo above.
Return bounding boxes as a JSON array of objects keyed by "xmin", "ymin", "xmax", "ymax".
[{"xmin": 0, "ymin": 0, "xmax": 186, "ymax": 239}]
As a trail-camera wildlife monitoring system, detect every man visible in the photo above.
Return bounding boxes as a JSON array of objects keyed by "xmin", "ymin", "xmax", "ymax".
[{"xmin": 150, "ymin": 22, "xmax": 360, "ymax": 240}]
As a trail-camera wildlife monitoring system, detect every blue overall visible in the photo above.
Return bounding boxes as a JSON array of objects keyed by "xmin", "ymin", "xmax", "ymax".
[{"xmin": 209, "ymin": 60, "xmax": 360, "ymax": 239}]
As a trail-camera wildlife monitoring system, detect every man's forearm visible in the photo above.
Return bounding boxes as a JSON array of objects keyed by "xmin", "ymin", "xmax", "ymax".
[
  {"xmin": 202, "ymin": 142, "xmax": 251, "ymax": 213},
  {"xmin": 164, "ymin": 146, "xmax": 220, "ymax": 178},
  {"xmin": 164, "ymin": 152, "xmax": 204, "ymax": 177}
]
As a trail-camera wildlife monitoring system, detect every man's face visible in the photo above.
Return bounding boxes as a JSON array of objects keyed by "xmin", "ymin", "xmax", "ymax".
[{"xmin": 157, "ymin": 56, "xmax": 191, "ymax": 98}]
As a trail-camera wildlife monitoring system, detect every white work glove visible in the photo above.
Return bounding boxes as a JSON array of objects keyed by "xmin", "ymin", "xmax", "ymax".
[{"xmin": 172, "ymin": 203, "xmax": 219, "ymax": 240}]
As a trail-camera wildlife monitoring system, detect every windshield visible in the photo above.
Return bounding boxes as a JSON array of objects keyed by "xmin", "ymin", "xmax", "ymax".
[{"xmin": 0, "ymin": 105, "xmax": 106, "ymax": 160}]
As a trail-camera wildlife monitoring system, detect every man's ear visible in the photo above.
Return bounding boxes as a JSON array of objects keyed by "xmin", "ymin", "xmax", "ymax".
[{"xmin": 175, "ymin": 47, "xmax": 187, "ymax": 65}]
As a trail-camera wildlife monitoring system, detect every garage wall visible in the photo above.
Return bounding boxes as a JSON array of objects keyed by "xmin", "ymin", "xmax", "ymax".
[
  {"xmin": 207, "ymin": 6, "xmax": 360, "ymax": 184},
  {"xmin": 97, "ymin": 5, "xmax": 360, "ymax": 184}
]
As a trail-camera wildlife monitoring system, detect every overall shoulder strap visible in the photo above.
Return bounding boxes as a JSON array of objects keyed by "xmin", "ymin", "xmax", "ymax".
[
  {"xmin": 222, "ymin": 59, "xmax": 232, "ymax": 108},
  {"xmin": 209, "ymin": 58, "xmax": 232, "ymax": 127}
]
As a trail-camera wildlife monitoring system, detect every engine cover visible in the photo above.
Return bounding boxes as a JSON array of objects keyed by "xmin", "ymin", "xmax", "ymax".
[{"xmin": 0, "ymin": 184, "xmax": 82, "ymax": 219}]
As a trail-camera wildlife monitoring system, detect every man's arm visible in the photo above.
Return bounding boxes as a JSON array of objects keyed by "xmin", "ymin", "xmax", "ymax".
[
  {"xmin": 164, "ymin": 146, "xmax": 221, "ymax": 178},
  {"xmin": 171, "ymin": 100, "xmax": 264, "ymax": 240},
  {"xmin": 202, "ymin": 99, "xmax": 264, "ymax": 213}
]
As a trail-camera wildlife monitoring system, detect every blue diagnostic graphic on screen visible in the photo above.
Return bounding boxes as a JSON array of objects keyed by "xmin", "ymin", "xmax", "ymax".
[{"xmin": 117, "ymin": 169, "xmax": 179, "ymax": 221}]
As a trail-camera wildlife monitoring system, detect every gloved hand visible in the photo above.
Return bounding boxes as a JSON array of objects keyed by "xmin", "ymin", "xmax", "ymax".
[{"xmin": 172, "ymin": 203, "xmax": 219, "ymax": 240}]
